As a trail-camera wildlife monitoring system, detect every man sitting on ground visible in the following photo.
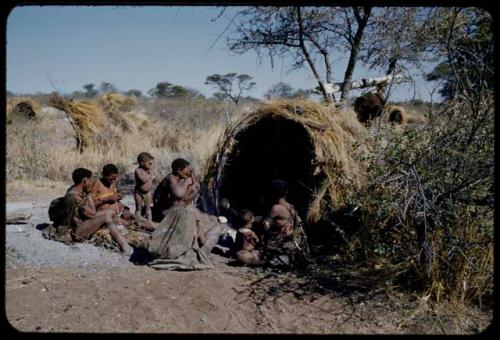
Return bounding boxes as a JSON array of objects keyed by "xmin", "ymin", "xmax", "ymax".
[{"xmin": 55, "ymin": 168, "xmax": 134, "ymax": 256}]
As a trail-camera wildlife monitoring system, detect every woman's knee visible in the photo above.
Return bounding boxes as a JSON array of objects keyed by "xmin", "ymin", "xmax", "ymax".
[{"xmin": 103, "ymin": 210, "xmax": 115, "ymax": 224}]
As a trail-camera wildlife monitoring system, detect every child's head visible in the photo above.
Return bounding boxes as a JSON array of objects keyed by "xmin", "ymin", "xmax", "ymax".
[
  {"xmin": 137, "ymin": 152, "xmax": 154, "ymax": 170},
  {"xmin": 238, "ymin": 209, "xmax": 254, "ymax": 228},
  {"xmin": 72, "ymin": 168, "xmax": 93, "ymax": 192},
  {"xmin": 171, "ymin": 158, "xmax": 191, "ymax": 178}
]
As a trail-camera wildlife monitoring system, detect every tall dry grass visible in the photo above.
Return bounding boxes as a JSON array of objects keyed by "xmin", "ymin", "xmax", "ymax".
[{"xmin": 6, "ymin": 95, "xmax": 256, "ymax": 185}]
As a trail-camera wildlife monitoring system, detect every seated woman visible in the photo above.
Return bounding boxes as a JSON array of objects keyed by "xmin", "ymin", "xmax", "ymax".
[
  {"xmin": 147, "ymin": 158, "xmax": 224, "ymax": 270},
  {"xmin": 262, "ymin": 179, "xmax": 311, "ymax": 268},
  {"xmin": 92, "ymin": 163, "xmax": 156, "ymax": 231}
]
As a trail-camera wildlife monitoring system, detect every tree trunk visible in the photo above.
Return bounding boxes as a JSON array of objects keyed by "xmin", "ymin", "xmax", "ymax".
[
  {"xmin": 297, "ymin": 6, "xmax": 333, "ymax": 103},
  {"xmin": 340, "ymin": 7, "xmax": 372, "ymax": 101},
  {"xmin": 386, "ymin": 57, "xmax": 398, "ymax": 75}
]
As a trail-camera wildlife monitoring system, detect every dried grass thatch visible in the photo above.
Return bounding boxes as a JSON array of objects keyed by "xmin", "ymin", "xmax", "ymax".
[
  {"xmin": 88, "ymin": 227, "xmax": 150, "ymax": 251},
  {"xmin": 97, "ymin": 93, "xmax": 151, "ymax": 134},
  {"xmin": 201, "ymin": 99, "xmax": 370, "ymax": 224},
  {"xmin": 98, "ymin": 92, "xmax": 138, "ymax": 115},
  {"xmin": 115, "ymin": 111, "xmax": 152, "ymax": 134},
  {"xmin": 7, "ymin": 97, "xmax": 41, "ymax": 123},
  {"xmin": 48, "ymin": 94, "xmax": 105, "ymax": 151},
  {"xmin": 387, "ymin": 105, "xmax": 408, "ymax": 125}
]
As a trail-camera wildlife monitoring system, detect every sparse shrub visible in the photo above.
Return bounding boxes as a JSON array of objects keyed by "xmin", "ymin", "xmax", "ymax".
[{"xmin": 346, "ymin": 97, "xmax": 493, "ymax": 306}]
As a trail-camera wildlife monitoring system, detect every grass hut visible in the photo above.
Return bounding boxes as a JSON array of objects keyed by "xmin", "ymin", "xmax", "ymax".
[
  {"xmin": 6, "ymin": 97, "xmax": 41, "ymax": 123},
  {"xmin": 387, "ymin": 105, "xmax": 408, "ymax": 125},
  {"xmin": 200, "ymin": 100, "xmax": 370, "ymax": 226}
]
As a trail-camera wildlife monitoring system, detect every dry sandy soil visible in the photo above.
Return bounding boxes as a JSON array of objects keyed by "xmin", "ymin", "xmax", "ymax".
[{"xmin": 4, "ymin": 181, "xmax": 493, "ymax": 334}]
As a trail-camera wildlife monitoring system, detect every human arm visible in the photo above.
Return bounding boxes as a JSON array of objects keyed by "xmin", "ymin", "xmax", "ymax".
[
  {"xmin": 78, "ymin": 193, "xmax": 98, "ymax": 218},
  {"xmin": 269, "ymin": 204, "xmax": 293, "ymax": 236},
  {"xmin": 135, "ymin": 168, "xmax": 152, "ymax": 184},
  {"xmin": 92, "ymin": 182, "xmax": 121, "ymax": 208},
  {"xmin": 183, "ymin": 180, "xmax": 200, "ymax": 204},
  {"xmin": 168, "ymin": 175, "xmax": 193, "ymax": 200}
]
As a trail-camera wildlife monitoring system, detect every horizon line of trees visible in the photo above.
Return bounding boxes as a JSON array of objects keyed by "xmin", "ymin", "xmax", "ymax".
[{"xmin": 7, "ymin": 77, "xmax": 316, "ymax": 104}]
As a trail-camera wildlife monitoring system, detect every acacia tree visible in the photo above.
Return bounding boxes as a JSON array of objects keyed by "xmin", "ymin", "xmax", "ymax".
[
  {"xmin": 148, "ymin": 81, "xmax": 201, "ymax": 99},
  {"xmin": 265, "ymin": 82, "xmax": 311, "ymax": 99},
  {"xmin": 82, "ymin": 83, "xmax": 98, "ymax": 98},
  {"xmin": 205, "ymin": 73, "xmax": 256, "ymax": 105},
  {"xmin": 100, "ymin": 82, "xmax": 117, "ymax": 93},
  {"xmin": 425, "ymin": 8, "xmax": 493, "ymax": 106},
  {"xmin": 221, "ymin": 6, "xmax": 372, "ymax": 102},
  {"xmin": 358, "ymin": 7, "xmax": 442, "ymax": 100},
  {"xmin": 265, "ymin": 82, "xmax": 294, "ymax": 99},
  {"xmin": 125, "ymin": 89, "xmax": 143, "ymax": 98},
  {"xmin": 324, "ymin": 7, "xmax": 372, "ymax": 100}
]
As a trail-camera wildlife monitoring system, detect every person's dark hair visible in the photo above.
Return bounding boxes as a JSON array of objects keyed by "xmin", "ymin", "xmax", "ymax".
[
  {"xmin": 72, "ymin": 168, "xmax": 93, "ymax": 184},
  {"xmin": 271, "ymin": 179, "xmax": 288, "ymax": 199},
  {"xmin": 171, "ymin": 158, "xmax": 190, "ymax": 173},
  {"xmin": 238, "ymin": 209, "xmax": 254, "ymax": 227},
  {"xmin": 102, "ymin": 163, "xmax": 119, "ymax": 177},
  {"xmin": 137, "ymin": 152, "xmax": 154, "ymax": 163}
]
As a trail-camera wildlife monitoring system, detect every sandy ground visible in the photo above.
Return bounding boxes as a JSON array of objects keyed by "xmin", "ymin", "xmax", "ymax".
[{"xmin": 4, "ymin": 181, "xmax": 493, "ymax": 334}]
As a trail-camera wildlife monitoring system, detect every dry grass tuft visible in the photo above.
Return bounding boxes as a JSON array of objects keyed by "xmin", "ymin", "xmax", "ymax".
[{"xmin": 98, "ymin": 92, "xmax": 138, "ymax": 115}]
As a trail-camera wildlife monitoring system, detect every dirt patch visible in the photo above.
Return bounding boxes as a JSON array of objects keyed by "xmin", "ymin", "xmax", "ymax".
[
  {"xmin": 4, "ymin": 182, "xmax": 492, "ymax": 334},
  {"xmin": 5, "ymin": 265, "xmax": 491, "ymax": 334},
  {"xmin": 6, "ymin": 180, "xmax": 68, "ymax": 203}
]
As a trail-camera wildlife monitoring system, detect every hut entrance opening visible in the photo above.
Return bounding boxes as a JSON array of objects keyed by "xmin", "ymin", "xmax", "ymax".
[{"xmin": 219, "ymin": 117, "xmax": 316, "ymax": 219}]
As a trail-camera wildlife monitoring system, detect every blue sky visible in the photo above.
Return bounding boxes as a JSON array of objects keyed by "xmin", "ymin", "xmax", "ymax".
[{"xmin": 7, "ymin": 6, "xmax": 439, "ymax": 101}]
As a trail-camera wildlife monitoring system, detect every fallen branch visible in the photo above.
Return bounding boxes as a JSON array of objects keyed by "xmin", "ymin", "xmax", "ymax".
[{"xmin": 319, "ymin": 72, "xmax": 405, "ymax": 94}]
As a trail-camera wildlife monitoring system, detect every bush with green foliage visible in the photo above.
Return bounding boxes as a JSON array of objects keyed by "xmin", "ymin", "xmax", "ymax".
[{"xmin": 344, "ymin": 96, "xmax": 493, "ymax": 306}]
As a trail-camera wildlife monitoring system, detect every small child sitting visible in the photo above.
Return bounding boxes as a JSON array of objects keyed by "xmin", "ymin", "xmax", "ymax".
[
  {"xmin": 232, "ymin": 209, "xmax": 262, "ymax": 266},
  {"xmin": 134, "ymin": 152, "xmax": 154, "ymax": 223}
]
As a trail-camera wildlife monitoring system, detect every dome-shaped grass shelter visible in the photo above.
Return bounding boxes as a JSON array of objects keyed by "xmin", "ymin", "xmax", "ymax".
[{"xmin": 200, "ymin": 100, "xmax": 370, "ymax": 226}]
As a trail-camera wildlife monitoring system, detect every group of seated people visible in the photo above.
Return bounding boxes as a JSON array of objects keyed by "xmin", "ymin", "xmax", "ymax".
[{"xmin": 49, "ymin": 153, "xmax": 310, "ymax": 270}]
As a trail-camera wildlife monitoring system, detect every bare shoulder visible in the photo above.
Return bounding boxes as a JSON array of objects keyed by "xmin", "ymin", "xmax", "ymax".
[
  {"xmin": 135, "ymin": 167, "xmax": 145, "ymax": 175},
  {"xmin": 91, "ymin": 179, "xmax": 104, "ymax": 191},
  {"xmin": 65, "ymin": 190, "xmax": 82, "ymax": 204},
  {"xmin": 166, "ymin": 173, "xmax": 178, "ymax": 184}
]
